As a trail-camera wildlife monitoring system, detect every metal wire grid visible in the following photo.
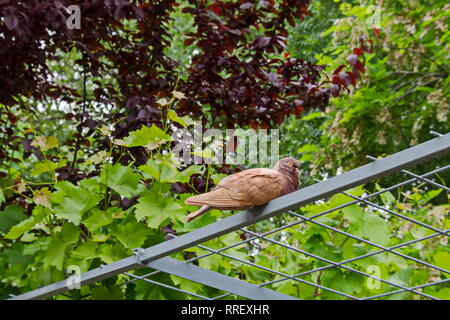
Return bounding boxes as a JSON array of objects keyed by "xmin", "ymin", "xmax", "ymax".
[
  {"xmin": 8, "ymin": 132, "xmax": 450, "ymax": 300},
  {"xmin": 119, "ymin": 154, "xmax": 450, "ymax": 300}
]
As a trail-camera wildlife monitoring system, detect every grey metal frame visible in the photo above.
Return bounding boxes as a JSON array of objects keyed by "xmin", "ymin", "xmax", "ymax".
[{"xmin": 9, "ymin": 132, "xmax": 450, "ymax": 300}]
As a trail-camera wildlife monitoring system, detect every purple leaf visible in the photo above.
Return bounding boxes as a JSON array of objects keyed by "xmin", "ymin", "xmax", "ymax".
[{"xmin": 4, "ymin": 13, "xmax": 18, "ymax": 30}]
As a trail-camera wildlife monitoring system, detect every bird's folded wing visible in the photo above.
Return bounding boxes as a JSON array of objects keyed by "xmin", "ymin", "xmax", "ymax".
[{"xmin": 185, "ymin": 168, "xmax": 285, "ymax": 209}]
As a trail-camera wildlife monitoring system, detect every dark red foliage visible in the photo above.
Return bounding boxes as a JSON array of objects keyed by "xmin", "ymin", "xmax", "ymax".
[{"xmin": 0, "ymin": 0, "xmax": 372, "ymax": 178}]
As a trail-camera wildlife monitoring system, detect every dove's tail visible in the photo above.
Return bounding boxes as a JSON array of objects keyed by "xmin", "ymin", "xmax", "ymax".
[{"xmin": 186, "ymin": 205, "xmax": 211, "ymax": 222}]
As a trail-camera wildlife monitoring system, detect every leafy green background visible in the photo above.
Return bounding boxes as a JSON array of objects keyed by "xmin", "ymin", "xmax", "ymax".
[{"xmin": 1, "ymin": 0, "xmax": 449, "ymax": 300}]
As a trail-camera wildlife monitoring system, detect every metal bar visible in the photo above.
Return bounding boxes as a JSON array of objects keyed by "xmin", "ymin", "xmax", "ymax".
[
  {"xmin": 258, "ymin": 231, "xmax": 449, "ymax": 291},
  {"xmin": 366, "ymin": 155, "xmax": 450, "ymax": 192},
  {"xmin": 123, "ymin": 272, "xmax": 212, "ymax": 300},
  {"xmin": 241, "ymin": 228, "xmax": 439, "ymax": 300},
  {"xmin": 212, "ymin": 292, "xmax": 232, "ymax": 300},
  {"xmin": 136, "ymin": 133, "xmax": 450, "ymax": 265},
  {"xmin": 124, "ymin": 164, "xmax": 450, "ymax": 289},
  {"xmin": 289, "ymin": 210, "xmax": 449, "ymax": 274},
  {"xmin": 364, "ymin": 278, "xmax": 450, "ymax": 300},
  {"xmin": 265, "ymin": 225, "xmax": 450, "ymax": 285},
  {"xmin": 169, "ymin": 165, "xmax": 450, "ymax": 272},
  {"xmin": 192, "ymin": 242, "xmax": 360, "ymax": 300},
  {"xmin": 342, "ymin": 190, "xmax": 449, "ymax": 236},
  {"xmin": 430, "ymin": 130, "xmax": 444, "ymax": 137},
  {"xmin": 9, "ymin": 133, "xmax": 450, "ymax": 300},
  {"xmin": 146, "ymin": 257, "xmax": 299, "ymax": 300},
  {"xmin": 135, "ymin": 233, "xmax": 354, "ymax": 299},
  {"xmin": 9, "ymin": 255, "xmax": 142, "ymax": 300}
]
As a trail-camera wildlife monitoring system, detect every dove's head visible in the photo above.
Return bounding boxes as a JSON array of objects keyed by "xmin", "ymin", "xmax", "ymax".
[
  {"xmin": 273, "ymin": 157, "xmax": 299, "ymax": 172},
  {"xmin": 273, "ymin": 157, "xmax": 300, "ymax": 194}
]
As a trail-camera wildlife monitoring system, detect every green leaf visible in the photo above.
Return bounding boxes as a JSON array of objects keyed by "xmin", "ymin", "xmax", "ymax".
[
  {"xmin": 167, "ymin": 109, "xmax": 194, "ymax": 127},
  {"xmin": 0, "ymin": 204, "xmax": 26, "ymax": 234},
  {"xmin": 41, "ymin": 224, "xmax": 80, "ymax": 270},
  {"xmin": 375, "ymin": 183, "xmax": 396, "ymax": 205},
  {"xmin": 73, "ymin": 241, "xmax": 98, "ymax": 260},
  {"xmin": 297, "ymin": 144, "xmax": 319, "ymax": 153},
  {"xmin": 51, "ymin": 181, "xmax": 76, "ymax": 203},
  {"xmin": 134, "ymin": 192, "xmax": 185, "ymax": 228},
  {"xmin": 43, "ymin": 238, "xmax": 69, "ymax": 270},
  {"xmin": 91, "ymin": 286, "xmax": 124, "ymax": 300},
  {"xmin": 82, "ymin": 208, "xmax": 114, "ymax": 232},
  {"xmin": 53, "ymin": 182, "xmax": 101, "ymax": 225},
  {"xmin": 5, "ymin": 206, "xmax": 49, "ymax": 239},
  {"xmin": 86, "ymin": 150, "xmax": 108, "ymax": 164},
  {"xmin": 172, "ymin": 90, "xmax": 186, "ymax": 100},
  {"xmin": 101, "ymin": 163, "xmax": 142, "ymax": 198},
  {"xmin": 33, "ymin": 187, "xmax": 52, "ymax": 208},
  {"xmin": 122, "ymin": 124, "xmax": 171, "ymax": 150},
  {"xmin": 0, "ymin": 188, "xmax": 4, "ymax": 206},
  {"xmin": 61, "ymin": 223, "xmax": 81, "ymax": 244},
  {"xmin": 139, "ymin": 160, "xmax": 202, "ymax": 183},
  {"xmin": 422, "ymin": 189, "xmax": 443, "ymax": 204},
  {"xmin": 433, "ymin": 252, "xmax": 450, "ymax": 278},
  {"xmin": 31, "ymin": 160, "xmax": 59, "ymax": 176},
  {"xmin": 139, "ymin": 159, "xmax": 160, "ymax": 180},
  {"xmin": 176, "ymin": 165, "xmax": 203, "ymax": 183},
  {"xmin": 300, "ymin": 111, "xmax": 324, "ymax": 121},
  {"xmin": 31, "ymin": 136, "xmax": 58, "ymax": 151},
  {"xmin": 321, "ymin": 269, "xmax": 364, "ymax": 299},
  {"xmin": 4, "ymin": 242, "xmax": 32, "ymax": 264},
  {"xmin": 343, "ymin": 205, "xmax": 390, "ymax": 246},
  {"xmin": 98, "ymin": 243, "xmax": 128, "ymax": 264},
  {"xmin": 112, "ymin": 221, "xmax": 149, "ymax": 249},
  {"xmin": 92, "ymin": 234, "xmax": 110, "ymax": 242},
  {"xmin": 191, "ymin": 148, "xmax": 213, "ymax": 159},
  {"xmin": 170, "ymin": 275, "xmax": 203, "ymax": 294},
  {"xmin": 159, "ymin": 165, "xmax": 179, "ymax": 182}
]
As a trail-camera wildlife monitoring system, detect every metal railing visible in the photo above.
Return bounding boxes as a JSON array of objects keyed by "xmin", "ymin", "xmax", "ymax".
[{"xmin": 9, "ymin": 132, "xmax": 450, "ymax": 300}]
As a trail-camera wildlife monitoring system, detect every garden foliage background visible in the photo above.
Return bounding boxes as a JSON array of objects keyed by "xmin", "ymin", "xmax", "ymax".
[{"xmin": 0, "ymin": 0, "xmax": 449, "ymax": 299}]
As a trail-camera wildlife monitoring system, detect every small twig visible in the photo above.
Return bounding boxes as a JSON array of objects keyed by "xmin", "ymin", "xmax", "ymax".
[
  {"xmin": 71, "ymin": 52, "xmax": 88, "ymax": 168},
  {"xmin": 396, "ymin": 77, "xmax": 439, "ymax": 101},
  {"xmin": 313, "ymin": 271, "xmax": 324, "ymax": 298}
]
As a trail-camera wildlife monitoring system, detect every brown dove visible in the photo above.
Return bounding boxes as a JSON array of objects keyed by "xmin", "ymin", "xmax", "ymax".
[{"xmin": 185, "ymin": 157, "xmax": 300, "ymax": 222}]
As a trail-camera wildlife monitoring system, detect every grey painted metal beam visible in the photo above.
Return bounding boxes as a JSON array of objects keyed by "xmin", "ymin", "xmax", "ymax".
[
  {"xmin": 137, "ymin": 133, "xmax": 450, "ymax": 263},
  {"xmin": 9, "ymin": 133, "xmax": 450, "ymax": 300},
  {"xmin": 147, "ymin": 257, "xmax": 299, "ymax": 300}
]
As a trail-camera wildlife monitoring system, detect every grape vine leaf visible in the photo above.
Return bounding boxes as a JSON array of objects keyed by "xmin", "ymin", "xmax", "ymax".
[
  {"xmin": 0, "ymin": 204, "xmax": 26, "ymax": 234},
  {"xmin": 122, "ymin": 124, "xmax": 172, "ymax": 150},
  {"xmin": 98, "ymin": 243, "xmax": 129, "ymax": 264},
  {"xmin": 82, "ymin": 208, "xmax": 114, "ymax": 232},
  {"xmin": 343, "ymin": 205, "xmax": 390, "ymax": 246},
  {"xmin": 72, "ymin": 241, "xmax": 98, "ymax": 260},
  {"xmin": 101, "ymin": 163, "xmax": 143, "ymax": 198},
  {"xmin": 111, "ymin": 221, "xmax": 149, "ymax": 249},
  {"xmin": 167, "ymin": 109, "xmax": 195, "ymax": 127},
  {"xmin": 134, "ymin": 192, "xmax": 185, "ymax": 228},
  {"xmin": 5, "ymin": 206, "xmax": 49, "ymax": 239},
  {"xmin": 52, "ymin": 182, "xmax": 101, "ymax": 225}
]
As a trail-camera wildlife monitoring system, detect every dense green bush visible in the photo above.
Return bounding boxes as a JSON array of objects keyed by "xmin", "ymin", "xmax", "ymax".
[{"xmin": 0, "ymin": 0, "xmax": 448, "ymax": 300}]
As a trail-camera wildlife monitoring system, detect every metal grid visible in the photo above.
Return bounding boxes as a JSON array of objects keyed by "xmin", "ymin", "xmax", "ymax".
[{"xmin": 9, "ymin": 131, "xmax": 450, "ymax": 300}]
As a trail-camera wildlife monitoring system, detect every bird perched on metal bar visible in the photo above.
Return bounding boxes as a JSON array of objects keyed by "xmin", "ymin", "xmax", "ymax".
[{"xmin": 185, "ymin": 157, "xmax": 300, "ymax": 222}]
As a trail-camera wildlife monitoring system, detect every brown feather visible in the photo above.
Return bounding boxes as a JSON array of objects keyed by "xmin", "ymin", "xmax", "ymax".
[{"xmin": 185, "ymin": 158, "xmax": 300, "ymax": 221}]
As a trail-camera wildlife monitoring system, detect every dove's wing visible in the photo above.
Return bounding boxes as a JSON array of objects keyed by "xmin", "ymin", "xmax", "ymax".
[{"xmin": 185, "ymin": 168, "xmax": 285, "ymax": 209}]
